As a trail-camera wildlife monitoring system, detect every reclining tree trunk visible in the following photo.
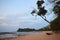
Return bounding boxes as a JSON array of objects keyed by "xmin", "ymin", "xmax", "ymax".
[{"xmin": 31, "ymin": 0, "xmax": 60, "ymax": 33}]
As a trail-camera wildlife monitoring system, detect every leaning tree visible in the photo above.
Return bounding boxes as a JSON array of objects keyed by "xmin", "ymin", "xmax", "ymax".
[{"xmin": 31, "ymin": 0, "xmax": 60, "ymax": 32}]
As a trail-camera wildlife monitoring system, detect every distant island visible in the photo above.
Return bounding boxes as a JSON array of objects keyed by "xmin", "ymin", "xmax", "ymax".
[
  {"xmin": 17, "ymin": 26, "xmax": 51, "ymax": 32},
  {"xmin": 17, "ymin": 28, "xmax": 36, "ymax": 32}
]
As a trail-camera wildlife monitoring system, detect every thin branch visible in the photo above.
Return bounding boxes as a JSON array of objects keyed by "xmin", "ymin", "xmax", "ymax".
[{"xmin": 40, "ymin": 16, "xmax": 50, "ymax": 24}]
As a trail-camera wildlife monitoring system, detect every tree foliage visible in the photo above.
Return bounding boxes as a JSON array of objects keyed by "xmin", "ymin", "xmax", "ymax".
[
  {"xmin": 31, "ymin": 0, "xmax": 60, "ymax": 32},
  {"xmin": 17, "ymin": 28, "xmax": 36, "ymax": 32},
  {"xmin": 37, "ymin": 7, "xmax": 47, "ymax": 16},
  {"xmin": 38, "ymin": 26, "xmax": 51, "ymax": 31},
  {"xmin": 51, "ymin": 1, "xmax": 60, "ymax": 32}
]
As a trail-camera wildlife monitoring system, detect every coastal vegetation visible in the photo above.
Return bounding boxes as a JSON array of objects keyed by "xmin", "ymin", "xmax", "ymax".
[
  {"xmin": 17, "ymin": 28, "xmax": 36, "ymax": 32},
  {"xmin": 31, "ymin": 0, "xmax": 60, "ymax": 32},
  {"xmin": 17, "ymin": 26, "xmax": 51, "ymax": 32}
]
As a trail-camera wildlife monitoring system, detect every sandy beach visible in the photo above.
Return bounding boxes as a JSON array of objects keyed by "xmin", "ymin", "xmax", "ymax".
[{"xmin": 0, "ymin": 31, "xmax": 60, "ymax": 40}]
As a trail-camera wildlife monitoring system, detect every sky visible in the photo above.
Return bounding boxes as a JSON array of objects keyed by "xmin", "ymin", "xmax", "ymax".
[{"xmin": 0, "ymin": 0, "xmax": 57, "ymax": 32}]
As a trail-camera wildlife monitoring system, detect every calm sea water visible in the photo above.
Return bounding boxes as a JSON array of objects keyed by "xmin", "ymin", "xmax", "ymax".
[
  {"xmin": 17, "ymin": 32, "xmax": 40, "ymax": 35},
  {"xmin": 0, "ymin": 32, "xmax": 40, "ymax": 38},
  {"xmin": 0, "ymin": 34, "xmax": 17, "ymax": 38}
]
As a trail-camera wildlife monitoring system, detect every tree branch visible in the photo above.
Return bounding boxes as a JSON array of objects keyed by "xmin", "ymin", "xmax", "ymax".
[{"xmin": 40, "ymin": 16, "xmax": 50, "ymax": 23}]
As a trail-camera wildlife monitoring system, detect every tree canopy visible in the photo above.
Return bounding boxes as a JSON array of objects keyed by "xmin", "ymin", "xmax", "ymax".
[{"xmin": 31, "ymin": 0, "xmax": 60, "ymax": 32}]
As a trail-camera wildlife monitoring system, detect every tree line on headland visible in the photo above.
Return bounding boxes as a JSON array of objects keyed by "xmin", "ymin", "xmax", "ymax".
[{"xmin": 17, "ymin": 26, "xmax": 51, "ymax": 32}]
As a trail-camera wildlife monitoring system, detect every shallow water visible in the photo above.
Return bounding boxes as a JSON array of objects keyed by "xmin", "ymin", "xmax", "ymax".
[
  {"xmin": 17, "ymin": 32, "xmax": 41, "ymax": 35},
  {"xmin": 0, "ymin": 34, "xmax": 16, "ymax": 38},
  {"xmin": 0, "ymin": 32, "xmax": 40, "ymax": 38}
]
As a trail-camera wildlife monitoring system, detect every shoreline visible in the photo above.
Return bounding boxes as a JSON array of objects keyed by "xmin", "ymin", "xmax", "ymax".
[{"xmin": 0, "ymin": 31, "xmax": 60, "ymax": 40}]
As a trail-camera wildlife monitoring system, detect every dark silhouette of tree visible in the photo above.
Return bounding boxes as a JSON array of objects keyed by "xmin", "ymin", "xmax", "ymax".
[
  {"xmin": 38, "ymin": 26, "xmax": 51, "ymax": 31},
  {"xmin": 56, "ymin": 1, "xmax": 60, "ymax": 5},
  {"xmin": 51, "ymin": 1, "xmax": 60, "ymax": 32},
  {"xmin": 37, "ymin": 7, "xmax": 47, "ymax": 16},
  {"xmin": 17, "ymin": 28, "xmax": 36, "ymax": 32},
  {"xmin": 31, "ymin": 0, "xmax": 50, "ymax": 23},
  {"xmin": 37, "ymin": 0, "xmax": 44, "ymax": 9},
  {"xmin": 31, "ymin": 0, "xmax": 60, "ymax": 32}
]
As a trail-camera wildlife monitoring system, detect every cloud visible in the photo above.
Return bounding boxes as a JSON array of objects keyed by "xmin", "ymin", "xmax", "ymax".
[
  {"xmin": 0, "ymin": 22, "xmax": 19, "ymax": 27},
  {"xmin": 0, "ymin": 16, "xmax": 6, "ymax": 20},
  {"xmin": 13, "ymin": 17, "xmax": 40, "ymax": 24}
]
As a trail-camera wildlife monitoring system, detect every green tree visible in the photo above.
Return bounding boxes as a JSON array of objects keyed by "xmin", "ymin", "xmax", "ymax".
[
  {"xmin": 31, "ymin": 0, "xmax": 60, "ymax": 32},
  {"xmin": 38, "ymin": 26, "xmax": 51, "ymax": 31}
]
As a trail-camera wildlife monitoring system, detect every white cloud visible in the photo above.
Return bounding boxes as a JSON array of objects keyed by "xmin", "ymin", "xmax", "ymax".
[
  {"xmin": 0, "ymin": 22, "xmax": 19, "ymax": 27},
  {"xmin": 0, "ymin": 16, "xmax": 6, "ymax": 20}
]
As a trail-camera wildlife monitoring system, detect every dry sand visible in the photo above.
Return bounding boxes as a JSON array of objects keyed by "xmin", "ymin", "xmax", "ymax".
[{"xmin": 0, "ymin": 31, "xmax": 60, "ymax": 40}]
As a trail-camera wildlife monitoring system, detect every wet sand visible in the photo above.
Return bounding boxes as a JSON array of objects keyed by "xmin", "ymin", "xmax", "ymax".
[{"xmin": 0, "ymin": 31, "xmax": 60, "ymax": 40}]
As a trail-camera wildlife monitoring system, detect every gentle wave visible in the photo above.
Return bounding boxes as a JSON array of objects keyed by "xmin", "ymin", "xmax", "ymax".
[
  {"xmin": 17, "ymin": 32, "xmax": 41, "ymax": 35},
  {"xmin": 0, "ymin": 32, "xmax": 41, "ymax": 38},
  {"xmin": 0, "ymin": 34, "xmax": 17, "ymax": 38}
]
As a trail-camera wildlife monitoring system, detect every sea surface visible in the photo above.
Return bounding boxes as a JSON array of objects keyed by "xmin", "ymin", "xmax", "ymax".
[
  {"xmin": 17, "ymin": 32, "xmax": 41, "ymax": 35},
  {"xmin": 0, "ymin": 34, "xmax": 17, "ymax": 38},
  {"xmin": 0, "ymin": 32, "xmax": 41, "ymax": 38}
]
